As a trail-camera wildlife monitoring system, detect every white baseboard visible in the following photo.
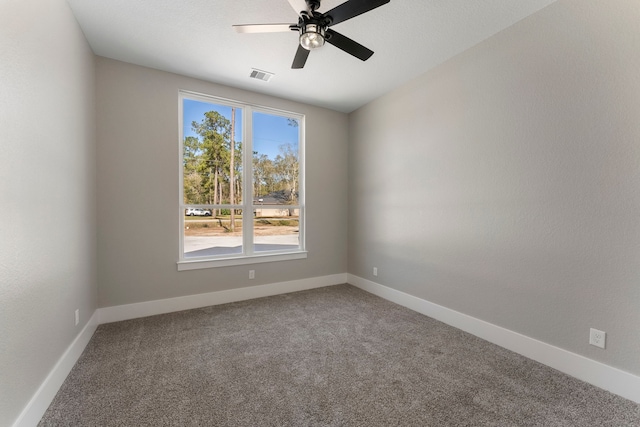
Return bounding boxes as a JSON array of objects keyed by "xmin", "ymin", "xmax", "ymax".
[
  {"xmin": 14, "ymin": 274, "xmax": 346, "ymax": 427},
  {"xmin": 22, "ymin": 272, "xmax": 635, "ymax": 427},
  {"xmin": 12, "ymin": 311, "xmax": 99, "ymax": 427},
  {"xmin": 98, "ymin": 273, "xmax": 348, "ymax": 324},
  {"xmin": 348, "ymin": 274, "xmax": 640, "ymax": 404}
]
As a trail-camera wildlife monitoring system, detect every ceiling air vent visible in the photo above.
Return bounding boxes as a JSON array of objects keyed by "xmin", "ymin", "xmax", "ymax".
[{"xmin": 249, "ymin": 68, "xmax": 274, "ymax": 82}]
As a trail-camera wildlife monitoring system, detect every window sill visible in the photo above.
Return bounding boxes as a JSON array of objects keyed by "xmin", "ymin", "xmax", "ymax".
[{"xmin": 177, "ymin": 251, "xmax": 308, "ymax": 271}]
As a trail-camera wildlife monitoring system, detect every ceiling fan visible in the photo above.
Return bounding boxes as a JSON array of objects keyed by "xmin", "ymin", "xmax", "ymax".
[{"xmin": 233, "ymin": 0, "xmax": 391, "ymax": 69}]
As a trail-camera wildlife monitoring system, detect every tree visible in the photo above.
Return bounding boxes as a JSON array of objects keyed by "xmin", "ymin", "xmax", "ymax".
[
  {"xmin": 229, "ymin": 107, "xmax": 236, "ymax": 231},
  {"xmin": 191, "ymin": 111, "xmax": 232, "ymax": 214},
  {"xmin": 253, "ymin": 153, "xmax": 275, "ymax": 197},
  {"xmin": 278, "ymin": 143, "xmax": 299, "ymax": 201},
  {"xmin": 274, "ymin": 143, "xmax": 299, "ymax": 215},
  {"xmin": 183, "ymin": 136, "xmax": 205, "ymax": 204},
  {"xmin": 188, "ymin": 110, "xmax": 300, "ymax": 217}
]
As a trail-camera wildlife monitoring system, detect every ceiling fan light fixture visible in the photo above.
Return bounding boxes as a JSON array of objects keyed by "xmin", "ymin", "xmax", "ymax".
[
  {"xmin": 233, "ymin": 0, "xmax": 391, "ymax": 69},
  {"xmin": 300, "ymin": 24, "xmax": 325, "ymax": 50}
]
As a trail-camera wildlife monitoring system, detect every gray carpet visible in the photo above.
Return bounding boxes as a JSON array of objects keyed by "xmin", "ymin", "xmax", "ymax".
[{"xmin": 40, "ymin": 284, "xmax": 640, "ymax": 426}]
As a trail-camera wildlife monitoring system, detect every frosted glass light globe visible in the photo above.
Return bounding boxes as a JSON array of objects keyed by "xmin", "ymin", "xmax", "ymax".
[{"xmin": 300, "ymin": 24, "xmax": 325, "ymax": 50}]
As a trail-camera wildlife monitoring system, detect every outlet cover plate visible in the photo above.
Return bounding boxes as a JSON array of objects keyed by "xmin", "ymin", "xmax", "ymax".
[{"xmin": 589, "ymin": 328, "xmax": 606, "ymax": 349}]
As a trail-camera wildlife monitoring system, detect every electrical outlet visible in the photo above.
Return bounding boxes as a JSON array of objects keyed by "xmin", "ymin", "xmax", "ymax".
[
  {"xmin": 373, "ymin": 267, "xmax": 378, "ymax": 277},
  {"xmin": 589, "ymin": 328, "xmax": 606, "ymax": 349},
  {"xmin": 75, "ymin": 309, "xmax": 80, "ymax": 326},
  {"xmin": 249, "ymin": 270, "xmax": 255, "ymax": 279}
]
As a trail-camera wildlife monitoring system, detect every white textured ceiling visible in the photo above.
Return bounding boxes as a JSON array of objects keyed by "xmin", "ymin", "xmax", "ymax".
[{"xmin": 67, "ymin": 0, "xmax": 557, "ymax": 113}]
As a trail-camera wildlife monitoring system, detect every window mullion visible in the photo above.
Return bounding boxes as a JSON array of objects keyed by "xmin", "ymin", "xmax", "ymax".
[{"xmin": 243, "ymin": 106, "xmax": 254, "ymax": 256}]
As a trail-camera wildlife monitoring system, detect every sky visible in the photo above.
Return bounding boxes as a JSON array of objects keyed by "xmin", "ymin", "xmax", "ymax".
[{"xmin": 183, "ymin": 98, "xmax": 299, "ymax": 160}]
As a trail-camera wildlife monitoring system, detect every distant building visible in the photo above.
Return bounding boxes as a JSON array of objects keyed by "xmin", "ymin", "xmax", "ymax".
[{"xmin": 254, "ymin": 192, "xmax": 299, "ymax": 217}]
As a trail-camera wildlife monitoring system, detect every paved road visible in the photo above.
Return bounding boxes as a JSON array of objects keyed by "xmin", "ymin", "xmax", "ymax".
[{"xmin": 184, "ymin": 235, "xmax": 299, "ymax": 258}]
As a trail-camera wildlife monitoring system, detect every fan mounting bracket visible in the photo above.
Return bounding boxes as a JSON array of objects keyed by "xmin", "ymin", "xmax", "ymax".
[{"xmin": 305, "ymin": 0, "xmax": 321, "ymax": 12}]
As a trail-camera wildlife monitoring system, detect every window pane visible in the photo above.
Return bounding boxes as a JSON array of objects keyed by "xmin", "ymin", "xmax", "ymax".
[
  {"xmin": 180, "ymin": 92, "xmax": 304, "ymax": 265},
  {"xmin": 183, "ymin": 99, "xmax": 243, "ymax": 205},
  {"xmin": 184, "ymin": 209, "xmax": 243, "ymax": 258},
  {"xmin": 252, "ymin": 112, "xmax": 299, "ymax": 205},
  {"xmin": 254, "ymin": 210, "xmax": 300, "ymax": 252}
]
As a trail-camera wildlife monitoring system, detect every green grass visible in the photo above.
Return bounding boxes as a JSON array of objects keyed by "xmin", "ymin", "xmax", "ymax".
[
  {"xmin": 256, "ymin": 219, "xmax": 299, "ymax": 226},
  {"xmin": 185, "ymin": 216, "xmax": 298, "ymax": 228}
]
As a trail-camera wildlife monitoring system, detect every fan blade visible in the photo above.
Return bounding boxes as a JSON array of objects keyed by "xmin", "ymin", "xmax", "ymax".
[
  {"xmin": 233, "ymin": 24, "xmax": 294, "ymax": 33},
  {"xmin": 288, "ymin": 0, "xmax": 309, "ymax": 16},
  {"xmin": 324, "ymin": 0, "xmax": 390, "ymax": 27},
  {"xmin": 292, "ymin": 44, "xmax": 310, "ymax": 69},
  {"xmin": 325, "ymin": 29, "xmax": 373, "ymax": 61}
]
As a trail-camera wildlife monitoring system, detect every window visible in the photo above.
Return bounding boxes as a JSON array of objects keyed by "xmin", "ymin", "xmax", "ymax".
[{"xmin": 178, "ymin": 91, "xmax": 305, "ymax": 270}]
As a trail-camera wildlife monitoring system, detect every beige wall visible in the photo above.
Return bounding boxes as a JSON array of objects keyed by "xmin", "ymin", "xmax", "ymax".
[
  {"xmin": 5, "ymin": 0, "xmax": 640, "ymax": 422},
  {"xmin": 96, "ymin": 58, "xmax": 348, "ymax": 307},
  {"xmin": 348, "ymin": 0, "xmax": 640, "ymax": 375},
  {"xmin": 0, "ymin": 0, "xmax": 97, "ymax": 425}
]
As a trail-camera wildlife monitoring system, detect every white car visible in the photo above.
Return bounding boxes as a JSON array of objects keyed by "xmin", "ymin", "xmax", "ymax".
[{"xmin": 185, "ymin": 208, "xmax": 211, "ymax": 216}]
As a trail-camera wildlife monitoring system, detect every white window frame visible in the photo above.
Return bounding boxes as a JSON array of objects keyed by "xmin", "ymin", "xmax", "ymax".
[{"xmin": 177, "ymin": 90, "xmax": 306, "ymax": 270}]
